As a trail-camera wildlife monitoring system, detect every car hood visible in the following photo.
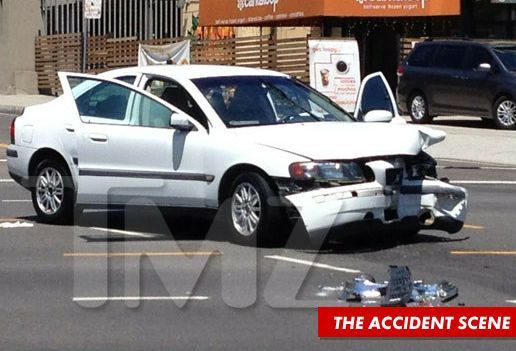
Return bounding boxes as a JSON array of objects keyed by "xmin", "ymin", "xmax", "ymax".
[{"xmin": 231, "ymin": 122, "xmax": 445, "ymax": 160}]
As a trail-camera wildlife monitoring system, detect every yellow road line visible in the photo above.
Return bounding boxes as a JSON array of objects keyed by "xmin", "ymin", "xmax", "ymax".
[
  {"xmin": 463, "ymin": 224, "xmax": 485, "ymax": 230},
  {"xmin": 450, "ymin": 250, "xmax": 516, "ymax": 256},
  {"xmin": 63, "ymin": 251, "xmax": 223, "ymax": 257},
  {"xmin": 0, "ymin": 143, "xmax": 8, "ymax": 148}
]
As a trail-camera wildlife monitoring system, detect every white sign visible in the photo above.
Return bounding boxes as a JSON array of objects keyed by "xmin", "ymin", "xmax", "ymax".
[
  {"xmin": 84, "ymin": 0, "xmax": 102, "ymax": 20},
  {"xmin": 237, "ymin": 0, "xmax": 280, "ymax": 12},
  {"xmin": 309, "ymin": 39, "xmax": 361, "ymax": 112},
  {"xmin": 138, "ymin": 40, "xmax": 191, "ymax": 66}
]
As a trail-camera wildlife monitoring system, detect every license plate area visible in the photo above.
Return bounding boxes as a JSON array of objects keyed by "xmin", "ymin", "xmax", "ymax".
[{"xmin": 385, "ymin": 168, "xmax": 403, "ymax": 221}]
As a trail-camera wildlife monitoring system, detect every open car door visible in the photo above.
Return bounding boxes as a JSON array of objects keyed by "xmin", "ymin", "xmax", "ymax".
[{"xmin": 354, "ymin": 72, "xmax": 405, "ymax": 124}]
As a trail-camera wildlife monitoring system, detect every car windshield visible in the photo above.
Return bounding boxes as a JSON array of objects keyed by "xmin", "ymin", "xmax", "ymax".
[
  {"xmin": 192, "ymin": 76, "xmax": 354, "ymax": 128},
  {"xmin": 493, "ymin": 46, "xmax": 516, "ymax": 71}
]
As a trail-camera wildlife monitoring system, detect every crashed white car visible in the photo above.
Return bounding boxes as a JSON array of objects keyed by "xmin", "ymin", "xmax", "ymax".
[{"xmin": 6, "ymin": 65, "xmax": 467, "ymax": 245}]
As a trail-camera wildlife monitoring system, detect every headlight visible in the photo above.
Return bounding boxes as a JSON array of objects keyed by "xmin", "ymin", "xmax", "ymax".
[{"xmin": 289, "ymin": 161, "xmax": 366, "ymax": 184}]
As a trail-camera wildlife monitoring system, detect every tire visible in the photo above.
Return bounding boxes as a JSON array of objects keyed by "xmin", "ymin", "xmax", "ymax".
[
  {"xmin": 31, "ymin": 159, "xmax": 75, "ymax": 224},
  {"xmin": 409, "ymin": 93, "xmax": 433, "ymax": 124},
  {"xmin": 493, "ymin": 96, "xmax": 516, "ymax": 130},
  {"xmin": 221, "ymin": 172, "xmax": 283, "ymax": 246}
]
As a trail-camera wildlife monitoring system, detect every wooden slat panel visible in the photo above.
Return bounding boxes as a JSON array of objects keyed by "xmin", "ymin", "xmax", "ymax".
[
  {"xmin": 35, "ymin": 33, "xmax": 82, "ymax": 95},
  {"xmin": 35, "ymin": 33, "xmax": 310, "ymax": 93}
]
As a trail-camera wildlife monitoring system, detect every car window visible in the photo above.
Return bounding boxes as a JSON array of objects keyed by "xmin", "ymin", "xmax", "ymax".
[
  {"xmin": 192, "ymin": 76, "xmax": 354, "ymax": 128},
  {"xmin": 356, "ymin": 75, "xmax": 394, "ymax": 121},
  {"xmin": 493, "ymin": 46, "xmax": 516, "ymax": 71},
  {"xmin": 68, "ymin": 77, "xmax": 172, "ymax": 128},
  {"xmin": 69, "ymin": 77, "xmax": 132, "ymax": 124},
  {"xmin": 465, "ymin": 46, "xmax": 494, "ymax": 70},
  {"xmin": 145, "ymin": 77, "xmax": 209, "ymax": 129},
  {"xmin": 128, "ymin": 93, "xmax": 173, "ymax": 128},
  {"xmin": 408, "ymin": 44, "xmax": 436, "ymax": 67},
  {"xmin": 433, "ymin": 45, "xmax": 468, "ymax": 69},
  {"xmin": 115, "ymin": 75, "xmax": 137, "ymax": 85}
]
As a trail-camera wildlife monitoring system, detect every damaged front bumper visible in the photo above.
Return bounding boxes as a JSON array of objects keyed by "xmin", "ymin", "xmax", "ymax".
[{"xmin": 282, "ymin": 160, "xmax": 468, "ymax": 242}]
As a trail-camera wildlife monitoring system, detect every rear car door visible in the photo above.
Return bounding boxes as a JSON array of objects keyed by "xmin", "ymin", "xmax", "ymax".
[
  {"xmin": 430, "ymin": 44, "xmax": 470, "ymax": 113},
  {"xmin": 59, "ymin": 72, "xmax": 208, "ymax": 207}
]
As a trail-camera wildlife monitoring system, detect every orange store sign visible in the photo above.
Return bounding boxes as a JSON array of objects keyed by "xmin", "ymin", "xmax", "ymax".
[{"xmin": 200, "ymin": 0, "xmax": 461, "ymax": 26}]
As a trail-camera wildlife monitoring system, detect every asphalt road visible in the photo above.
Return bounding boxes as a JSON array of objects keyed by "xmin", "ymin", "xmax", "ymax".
[{"xmin": 1, "ymin": 115, "xmax": 516, "ymax": 350}]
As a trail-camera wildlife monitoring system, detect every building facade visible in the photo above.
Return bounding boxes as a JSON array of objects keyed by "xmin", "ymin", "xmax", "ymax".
[
  {"xmin": 2, "ymin": 1, "xmax": 516, "ymax": 94},
  {"xmin": 0, "ymin": 0, "xmax": 184, "ymax": 93}
]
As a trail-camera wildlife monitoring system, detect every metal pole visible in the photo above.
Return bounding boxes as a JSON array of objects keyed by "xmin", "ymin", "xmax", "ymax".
[{"xmin": 82, "ymin": 3, "xmax": 88, "ymax": 73}]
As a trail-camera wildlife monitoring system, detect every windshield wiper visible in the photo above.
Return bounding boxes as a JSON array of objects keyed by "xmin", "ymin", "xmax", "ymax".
[{"xmin": 261, "ymin": 81, "xmax": 322, "ymax": 122}]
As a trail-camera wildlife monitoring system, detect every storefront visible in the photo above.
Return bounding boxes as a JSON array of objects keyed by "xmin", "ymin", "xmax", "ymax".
[
  {"xmin": 199, "ymin": 0, "xmax": 461, "ymax": 89},
  {"xmin": 462, "ymin": 0, "xmax": 516, "ymax": 39}
]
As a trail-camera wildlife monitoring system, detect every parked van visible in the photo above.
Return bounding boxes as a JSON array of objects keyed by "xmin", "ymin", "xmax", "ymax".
[{"xmin": 397, "ymin": 39, "xmax": 516, "ymax": 130}]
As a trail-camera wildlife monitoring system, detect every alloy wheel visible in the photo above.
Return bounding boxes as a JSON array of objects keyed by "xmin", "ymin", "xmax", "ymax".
[
  {"xmin": 496, "ymin": 100, "xmax": 516, "ymax": 127},
  {"xmin": 411, "ymin": 95, "xmax": 426, "ymax": 121},
  {"xmin": 35, "ymin": 167, "xmax": 64, "ymax": 215},
  {"xmin": 231, "ymin": 182, "xmax": 262, "ymax": 237}
]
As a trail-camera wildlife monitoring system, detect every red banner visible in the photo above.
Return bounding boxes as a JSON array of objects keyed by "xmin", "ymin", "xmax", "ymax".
[{"xmin": 318, "ymin": 307, "xmax": 516, "ymax": 338}]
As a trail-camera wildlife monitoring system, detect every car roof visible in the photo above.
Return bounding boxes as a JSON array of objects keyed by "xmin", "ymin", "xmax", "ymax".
[
  {"xmin": 420, "ymin": 39, "xmax": 473, "ymax": 46},
  {"xmin": 99, "ymin": 64, "xmax": 289, "ymax": 80}
]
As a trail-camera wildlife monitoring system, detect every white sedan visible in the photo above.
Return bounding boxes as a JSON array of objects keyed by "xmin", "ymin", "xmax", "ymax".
[{"xmin": 6, "ymin": 65, "xmax": 467, "ymax": 245}]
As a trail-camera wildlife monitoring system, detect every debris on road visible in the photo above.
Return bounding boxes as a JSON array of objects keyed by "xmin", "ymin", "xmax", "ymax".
[{"xmin": 319, "ymin": 266, "xmax": 458, "ymax": 306}]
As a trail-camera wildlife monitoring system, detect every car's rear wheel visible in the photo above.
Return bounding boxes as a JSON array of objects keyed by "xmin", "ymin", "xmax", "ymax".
[
  {"xmin": 409, "ymin": 93, "xmax": 432, "ymax": 124},
  {"xmin": 223, "ymin": 172, "xmax": 283, "ymax": 246},
  {"xmin": 31, "ymin": 159, "xmax": 74, "ymax": 224},
  {"xmin": 494, "ymin": 97, "xmax": 516, "ymax": 130}
]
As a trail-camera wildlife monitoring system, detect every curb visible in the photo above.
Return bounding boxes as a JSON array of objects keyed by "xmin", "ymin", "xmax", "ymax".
[{"xmin": 0, "ymin": 105, "xmax": 24, "ymax": 116}]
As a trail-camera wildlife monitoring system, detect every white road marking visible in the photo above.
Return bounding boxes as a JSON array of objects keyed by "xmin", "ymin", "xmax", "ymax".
[
  {"xmin": 438, "ymin": 158, "xmax": 516, "ymax": 166},
  {"xmin": 1, "ymin": 199, "xmax": 31, "ymax": 203},
  {"xmin": 0, "ymin": 179, "xmax": 14, "ymax": 183},
  {"xmin": 451, "ymin": 180, "xmax": 516, "ymax": 185},
  {"xmin": 0, "ymin": 159, "xmax": 6, "ymax": 162},
  {"xmin": 89, "ymin": 226, "xmax": 158, "ymax": 238},
  {"xmin": 438, "ymin": 165, "xmax": 516, "ymax": 171},
  {"xmin": 265, "ymin": 255, "xmax": 361, "ymax": 274},
  {"xmin": 0, "ymin": 221, "xmax": 34, "ymax": 228},
  {"xmin": 73, "ymin": 296, "xmax": 209, "ymax": 302},
  {"xmin": 507, "ymin": 300, "xmax": 516, "ymax": 304}
]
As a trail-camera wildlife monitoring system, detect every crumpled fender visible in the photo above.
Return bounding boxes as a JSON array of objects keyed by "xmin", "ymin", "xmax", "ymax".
[{"xmin": 417, "ymin": 126, "xmax": 447, "ymax": 150}]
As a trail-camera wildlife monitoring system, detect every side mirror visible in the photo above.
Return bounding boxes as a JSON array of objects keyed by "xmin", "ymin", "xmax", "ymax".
[
  {"xmin": 477, "ymin": 63, "xmax": 492, "ymax": 73},
  {"xmin": 363, "ymin": 109, "xmax": 393, "ymax": 123},
  {"xmin": 170, "ymin": 112, "xmax": 194, "ymax": 131}
]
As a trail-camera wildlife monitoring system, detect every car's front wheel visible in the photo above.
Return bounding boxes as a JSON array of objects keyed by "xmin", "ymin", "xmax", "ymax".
[
  {"xmin": 409, "ymin": 93, "xmax": 432, "ymax": 124},
  {"xmin": 31, "ymin": 159, "xmax": 74, "ymax": 224},
  {"xmin": 223, "ymin": 172, "xmax": 283, "ymax": 246},
  {"xmin": 494, "ymin": 97, "xmax": 516, "ymax": 130}
]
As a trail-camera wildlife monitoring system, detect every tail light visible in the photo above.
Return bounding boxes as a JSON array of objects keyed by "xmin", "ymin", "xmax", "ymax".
[
  {"xmin": 397, "ymin": 64, "xmax": 406, "ymax": 77},
  {"xmin": 9, "ymin": 117, "xmax": 17, "ymax": 144}
]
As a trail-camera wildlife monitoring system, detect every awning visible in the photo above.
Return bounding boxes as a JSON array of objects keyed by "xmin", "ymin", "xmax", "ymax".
[{"xmin": 200, "ymin": 0, "xmax": 461, "ymax": 26}]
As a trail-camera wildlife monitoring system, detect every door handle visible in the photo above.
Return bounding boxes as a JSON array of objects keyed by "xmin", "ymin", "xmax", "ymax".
[
  {"xmin": 88, "ymin": 133, "xmax": 108, "ymax": 142},
  {"xmin": 64, "ymin": 124, "xmax": 75, "ymax": 132}
]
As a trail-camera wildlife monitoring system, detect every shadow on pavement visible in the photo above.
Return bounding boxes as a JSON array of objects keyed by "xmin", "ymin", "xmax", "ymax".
[
  {"xmin": 408, "ymin": 117, "xmax": 494, "ymax": 129},
  {"xmin": 16, "ymin": 211, "xmax": 470, "ymax": 254},
  {"xmin": 317, "ymin": 232, "xmax": 470, "ymax": 255}
]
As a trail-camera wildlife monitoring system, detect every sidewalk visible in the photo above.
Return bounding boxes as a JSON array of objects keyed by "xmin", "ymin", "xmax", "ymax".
[
  {"xmin": 412, "ymin": 117, "xmax": 516, "ymax": 167},
  {"xmin": 0, "ymin": 94, "xmax": 55, "ymax": 115}
]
